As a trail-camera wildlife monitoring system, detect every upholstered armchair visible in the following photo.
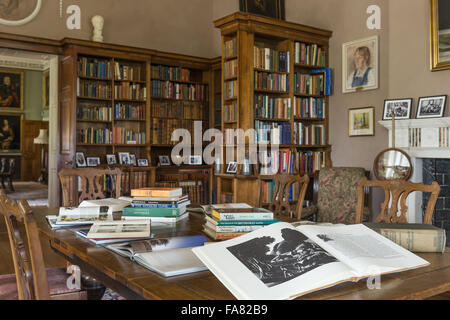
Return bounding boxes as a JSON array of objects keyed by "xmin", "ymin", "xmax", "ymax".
[{"xmin": 302, "ymin": 167, "xmax": 371, "ymax": 224}]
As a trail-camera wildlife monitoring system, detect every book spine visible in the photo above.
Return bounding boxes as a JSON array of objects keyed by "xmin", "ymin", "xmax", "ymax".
[
  {"xmin": 216, "ymin": 220, "xmax": 280, "ymax": 226},
  {"xmin": 122, "ymin": 207, "xmax": 180, "ymax": 217},
  {"xmin": 213, "ymin": 212, "xmax": 274, "ymax": 221},
  {"xmin": 215, "ymin": 232, "xmax": 247, "ymax": 240},
  {"xmin": 131, "ymin": 204, "xmax": 179, "ymax": 208},
  {"xmin": 214, "ymin": 225, "xmax": 264, "ymax": 233},
  {"xmin": 373, "ymin": 228, "xmax": 446, "ymax": 253}
]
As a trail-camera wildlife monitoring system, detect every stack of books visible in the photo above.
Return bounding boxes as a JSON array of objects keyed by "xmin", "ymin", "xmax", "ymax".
[
  {"xmin": 122, "ymin": 187, "xmax": 191, "ymax": 224},
  {"xmin": 202, "ymin": 204, "xmax": 280, "ymax": 240}
]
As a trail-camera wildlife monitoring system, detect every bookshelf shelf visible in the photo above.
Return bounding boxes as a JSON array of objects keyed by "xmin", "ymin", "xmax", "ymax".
[
  {"xmin": 254, "ymin": 89, "xmax": 289, "ymax": 94},
  {"xmin": 77, "ymin": 119, "xmax": 112, "ymax": 123},
  {"xmin": 78, "ymin": 76, "xmax": 112, "ymax": 81},
  {"xmin": 77, "ymin": 96, "xmax": 112, "ymax": 101},
  {"xmin": 254, "ymin": 68, "xmax": 289, "ymax": 75},
  {"xmin": 294, "ymin": 63, "xmax": 325, "ymax": 69}
]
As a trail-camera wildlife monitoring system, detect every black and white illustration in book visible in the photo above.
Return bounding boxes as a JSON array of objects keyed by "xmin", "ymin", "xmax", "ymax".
[{"xmin": 226, "ymin": 228, "xmax": 337, "ymax": 287}]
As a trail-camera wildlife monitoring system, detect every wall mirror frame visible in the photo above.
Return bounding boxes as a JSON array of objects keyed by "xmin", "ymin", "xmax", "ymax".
[{"xmin": 430, "ymin": 0, "xmax": 450, "ymax": 71}]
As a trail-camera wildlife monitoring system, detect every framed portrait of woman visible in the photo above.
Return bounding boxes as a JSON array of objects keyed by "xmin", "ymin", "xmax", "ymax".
[
  {"xmin": 342, "ymin": 36, "xmax": 379, "ymax": 94},
  {"xmin": 0, "ymin": 113, "xmax": 22, "ymax": 152},
  {"xmin": 430, "ymin": 0, "xmax": 450, "ymax": 71}
]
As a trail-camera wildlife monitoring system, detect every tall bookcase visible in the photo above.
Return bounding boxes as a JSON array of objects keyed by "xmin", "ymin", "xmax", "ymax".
[
  {"xmin": 214, "ymin": 12, "xmax": 333, "ymax": 207},
  {"xmin": 60, "ymin": 40, "xmax": 214, "ymax": 202}
]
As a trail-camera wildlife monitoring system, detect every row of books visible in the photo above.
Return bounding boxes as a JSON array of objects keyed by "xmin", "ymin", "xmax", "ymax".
[
  {"xmin": 294, "ymin": 42, "xmax": 326, "ymax": 67},
  {"xmin": 77, "ymin": 128, "xmax": 112, "ymax": 144},
  {"xmin": 151, "ymin": 65, "xmax": 191, "ymax": 82},
  {"xmin": 115, "ymin": 62, "xmax": 144, "ymax": 81},
  {"xmin": 254, "ymin": 71, "xmax": 289, "ymax": 92},
  {"xmin": 202, "ymin": 204, "xmax": 280, "ymax": 240},
  {"xmin": 223, "ymin": 102, "xmax": 238, "ymax": 122},
  {"xmin": 259, "ymin": 148, "xmax": 295, "ymax": 175},
  {"xmin": 115, "ymin": 103, "xmax": 145, "ymax": 120},
  {"xmin": 294, "ymin": 97, "xmax": 326, "ymax": 119},
  {"xmin": 151, "ymin": 80, "xmax": 207, "ymax": 101},
  {"xmin": 155, "ymin": 180, "xmax": 208, "ymax": 205},
  {"xmin": 78, "ymin": 57, "xmax": 112, "ymax": 79},
  {"xmin": 254, "ymin": 95, "xmax": 291, "ymax": 120},
  {"xmin": 150, "ymin": 118, "xmax": 197, "ymax": 145},
  {"xmin": 224, "ymin": 80, "xmax": 238, "ymax": 100},
  {"xmin": 77, "ymin": 105, "xmax": 112, "ymax": 121},
  {"xmin": 77, "ymin": 79, "xmax": 112, "ymax": 99},
  {"xmin": 121, "ymin": 171, "xmax": 150, "ymax": 195},
  {"xmin": 151, "ymin": 100, "xmax": 205, "ymax": 120},
  {"xmin": 254, "ymin": 120, "xmax": 291, "ymax": 145},
  {"xmin": 297, "ymin": 151, "xmax": 326, "ymax": 175},
  {"xmin": 114, "ymin": 82, "xmax": 146, "ymax": 101},
  {"xmin": 224, "ymin": 38, "xmax": 238, "ymax": 58},
  {"xmin": 294, "ymin": 72, "xmax": 324, "ymax": 96},
  {"xmin": 253, "ymin": 47, "xmax": 290, "ymax": 72},
  {"xmin": 293, "ymin": 123, "xmax": 326, "ymax": 145},
  {"xmin": 223, "ymin": 59, "xmax": 238, "ymax": 79},
  {"xmin": 112, "ymin": 127, "xmax": 146, "ymax": 145}
]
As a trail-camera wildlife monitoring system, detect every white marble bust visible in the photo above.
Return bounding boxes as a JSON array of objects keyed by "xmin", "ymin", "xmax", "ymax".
[{"xmin": 91, "ymin": 15, "xmax": 104, "ymax": 42}]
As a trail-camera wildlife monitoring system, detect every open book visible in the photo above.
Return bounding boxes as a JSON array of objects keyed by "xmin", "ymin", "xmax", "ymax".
[
  {"xmin": 87, "ymin": 220, "xmax": 151, "ymax": 240},
  {"xmin": 79, "ymin": 198, "xmax": 132, "ymax": 214},
  {"xmin": 192, "ymin": 222, "xmax": 430, "ymax": 300},
  {"xmin": 47, "ymin": 206, "xmax": 113, "ymax": 228},
  {"xmin": 106, "ymin": 235, "xmax": 208, "ymax": 277}
]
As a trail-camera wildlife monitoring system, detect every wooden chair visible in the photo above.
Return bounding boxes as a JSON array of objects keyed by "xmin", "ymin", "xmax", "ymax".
[
  {"xmin": 0, "ymin": 190, "xmax": 87, "ymax": 300},
  {"xmin": 355, "ymin": 177, "xmax": 440, "ymax": 224},
  {"xmin": 0, "ymin": 158, "xmax": 15, "ymax": 192},
  {"xmin": 58, "ymin": 168, "xmax": 122, "ymax": 207},
  {"xmin": 302, "ymin": 167, "xmax": 371, "ymax": 224},
  {"xmin": 259, "ymin": 174, "xmax": 310, "ymax": 221}
]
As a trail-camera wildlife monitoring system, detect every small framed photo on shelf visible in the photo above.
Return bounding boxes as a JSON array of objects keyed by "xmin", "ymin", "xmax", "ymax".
[
  {"xmin": 129, "ymin": 154, "xmax": 137, "ymax": 166},
  {"xmin": 75, "ymin": 152, "xmax": 87, "ymax": 167},
  {"xmin": 382, "ymin": 98, "xmax": 413, "ymax": 120},
  {"xmin": 118, "ymin": 152, "xmax": 131, "ymax": 165},
  {"xmin": 159, "ymin": 155, "xmax": 171, "ymax": 166},
  {"xmin": 106, "ymin": 154, "xmax": 117, "ymax": 165},
  {"xmin": 348, "ymin": 107, "xmax": 375, "ymax": 137},
  {"xmin": 188, "ymin": 155, "xmax": 202, "ymax": 166},
  {"xmin": 226, "ymin": 161, "xmax": 238, "ymax": 174},
  {"xmin": 138, "ymin": 159, "xmax": 149, "ymax": 167},
  {"xmin": 416, "ymin": 95, "xmax": 447, "ymax": 119},
  {"xmin": 86, "ymin": 157, "xmax": 101, "ymax": 167}
]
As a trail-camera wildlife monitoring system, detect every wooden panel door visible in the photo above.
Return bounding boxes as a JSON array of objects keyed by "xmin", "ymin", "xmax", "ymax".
[{"xmin": 21, "ymin": 120, "xmax": 48, "ymax": 181}]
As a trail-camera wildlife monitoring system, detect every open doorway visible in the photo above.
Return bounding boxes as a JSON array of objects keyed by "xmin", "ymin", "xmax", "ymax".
[{"xmin": 0, "ymin": 48, "xmax": 59, "ymax": 207}]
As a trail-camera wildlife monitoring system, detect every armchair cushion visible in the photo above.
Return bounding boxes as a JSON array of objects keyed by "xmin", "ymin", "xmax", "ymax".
[{"xmin": 316, "ymin": 167, "xmax": 367, "ymax": 224}]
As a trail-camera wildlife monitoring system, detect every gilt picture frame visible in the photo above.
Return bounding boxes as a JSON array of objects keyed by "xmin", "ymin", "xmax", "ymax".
[
  {"xmin": 239, "ymin": 0, "xmax": 285, "ymax": 20},
  {"xmin": 0, "ymin": 113, "xmax": 22, "ymax": 153},
  {"xmin": 0, "ymin": 70, "xmax": 24, "ymax": 111},
  {"xmin": 348, "ymin": 107, "xmax": 375, "ymax": 137},
  {"xmin": 430, "ymin": 0, "xmax": 450, "ymax": 71}
]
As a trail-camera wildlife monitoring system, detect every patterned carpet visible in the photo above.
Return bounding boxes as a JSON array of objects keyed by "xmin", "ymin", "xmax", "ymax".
[{"xmin": 6, "ymin": 181, "xmax": 49, "ymax": 207}]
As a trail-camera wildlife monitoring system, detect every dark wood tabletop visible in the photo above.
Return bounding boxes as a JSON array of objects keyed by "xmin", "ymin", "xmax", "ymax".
[{"xmin": 35, "ymin": 207, "xmax": 450, "ymax": 300}]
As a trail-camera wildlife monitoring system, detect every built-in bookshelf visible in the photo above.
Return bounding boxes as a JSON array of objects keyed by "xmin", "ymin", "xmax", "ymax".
[{"xmin": 214, "ymin": 12, "xmax": 333, "ymax": 206}]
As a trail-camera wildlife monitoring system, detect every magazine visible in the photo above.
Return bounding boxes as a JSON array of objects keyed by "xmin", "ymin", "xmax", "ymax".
[{"xmin": 192, "ymin": 222, "xmax": 430, "ymax": 300}]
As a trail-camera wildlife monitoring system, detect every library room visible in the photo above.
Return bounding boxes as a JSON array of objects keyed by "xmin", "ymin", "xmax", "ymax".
[{"xmin": 0, "ymin": 0, "xmax": 448, "ymax": 306}]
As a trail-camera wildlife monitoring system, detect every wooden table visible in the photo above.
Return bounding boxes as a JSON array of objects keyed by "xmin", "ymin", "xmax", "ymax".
[{"xmin": 36, "ymin": 207, "xmax": 450, "ymax": 300}]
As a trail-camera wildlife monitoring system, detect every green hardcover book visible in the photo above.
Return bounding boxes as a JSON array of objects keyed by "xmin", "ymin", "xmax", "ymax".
[{"xmin": 122, "ymin": 206, "xmax": 180, "ymax": 217}]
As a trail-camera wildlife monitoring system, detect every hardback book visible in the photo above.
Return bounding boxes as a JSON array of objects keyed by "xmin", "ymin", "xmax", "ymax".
[
  {"xmin": 205, "ymin": 214, "xmax": 281, "ymax": 226},
  {"xmin": 192, "ymin": 222, "xmax": 430, "ymax": 300},
  {"xmin": 131, "ymin": 199, "xmax": 191, "ymax": 209},
  {"xmin": 130, "ymin": 187, "xmax": 182, "ymax": 198},
  {"xmin": 55, "ymin": 206, "xmax": 113, "ymax": 226},
  {"xmin": 363, "ymin": 222, "xmax": 447, "ymax": 253},
  {"xmin": 86, "ymin": 220, "xmax": 151, "ymax": 240},
  {"xmin": 106, "ymin": 235, "xmax": 208, "ymax": 277},
  {"xmin": 190, "ymin": 203, "xmax": 252, "ymax": 215},
  {"xmin": 122, "ymin": 211, "xmax": 190, "ymax": 224},
  {"xmin": 202, "ymin": 225, "xmax": 246, "ymax": 240},
  {"xmin": 131, "ymin": 195, "xmax": 188, "ymax": 202},
  {"xmin": 79, "ymin": 198, "xmax": 132, "ymax": 214},
  {"xmin": 122, "ymin": 202, "xmax": 188, "ymax": 217},
  {"xmin": 211, "ymin": 207, "xmax": 274, "ymax": 221},
  {"xmin": 46, "ymin": 215, "xmax": 95, "ymax": 229},
  {"xmin": 75, "ymin": 228, "xmax": 153, "ymax": 245}
]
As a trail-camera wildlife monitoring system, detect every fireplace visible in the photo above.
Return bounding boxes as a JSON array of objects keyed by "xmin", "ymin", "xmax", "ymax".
[{"xmin": 380, "ymin": 118, "xmax": 450, "ymax": 245}]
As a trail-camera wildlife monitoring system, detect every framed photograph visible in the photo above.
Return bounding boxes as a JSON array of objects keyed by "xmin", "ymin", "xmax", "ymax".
[
  {"xmin": 106, "ymin": 154, "xmax": 117, "ymax": 165},
  {"xmin": 75, "ymin": 152, "xmax": 87, "ymax": 168},
  {"xmin": 159, "ymin": 155, "xmax": 171, "ymax": 166},
  {"xmin": 118, "ymin": 152, "xmax": 131, "ymax": 165},
  {"xmin": 42, "ymin": 70, "xmax": 49, "ymax": 110},
  {"xmin": 348, "ymin": 107, "xmax": 375, "ymax": 137},
  {"xmin": 416, "ymin": 95, "xmax": 447, "ymax": 119},
  {"xmin": 129, "ymin": 154, "xmax": 137, "ymax": 166},
  {"xmin": 226, "ymin": 161, "xmax": 238, "ymax": 174},
  {"xmin": 382, "ymin": 99, "xmax": 413, "ymax": 120},
  {"xmin": 86, "ymin": 157, "xmax": 101, "ymax": 167},
  {"xmin": 342, "ymin": 36, "xmax": 378, "ymax": 94},
  {"xmin": 188, "ymin": 155, "xmax": 202, "ymax": 166},
  {"xmin": 430, "ymin": 0, "xmax": 450, "ymax": 71},
  {"xmin": 138, "ymin": 159, "xmax": 149, "ymax": 167},
  {"xmin": 0, "ymin": 113, "xmax": 22, "ymax": 152},
  {"xmin": 0, "ymin": 70, "xmax": 24, "ymax": 111},
  {"xmin": 239, "ymin": 0, "xmax": 285, "ymax": 20}
]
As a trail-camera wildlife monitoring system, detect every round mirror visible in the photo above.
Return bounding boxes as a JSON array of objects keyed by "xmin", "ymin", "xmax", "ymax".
[{"xmin": 373, "ymin": 148, "xmax": 412, "ymax": 181}]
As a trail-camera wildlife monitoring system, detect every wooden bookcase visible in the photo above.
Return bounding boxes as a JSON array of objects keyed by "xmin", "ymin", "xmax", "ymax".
[
  {"xmin": 214, "ymin": 12, "xmax": 333, "ymax": 206},
  {"xmin": 59, "ymin": 40, "xmax": 215, "ymax": 202}
]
